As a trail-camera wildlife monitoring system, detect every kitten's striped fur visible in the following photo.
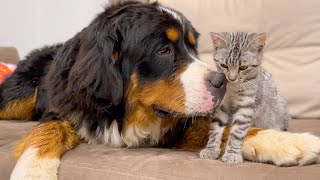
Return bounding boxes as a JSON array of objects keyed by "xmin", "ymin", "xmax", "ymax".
[{"xmin": 200, "ymin": 32, "xmax": 291, "ymax": 164}]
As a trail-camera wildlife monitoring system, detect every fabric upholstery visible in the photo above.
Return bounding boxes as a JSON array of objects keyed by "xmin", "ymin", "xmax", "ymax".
[
  {"xmin": 1, "ymin": 0, "xmax": 320, "ymax": 179},
  {"xmin": 155, "ymin": 0, "xmax": 320, "ymax": 119},
  {"xmin": 0, "ymin": 121, "xmax": 38, "ymax": 180},
  {"xmin": 0, "ymin": 47, "xmax": 19, "ymax": 64},
  {"xmin": 1, "ymin": 120, "xmax": 320, "ymax": 180},
  {"xmin": 109, "ymin": 0, "xmax": 148, "ymax": 6}
]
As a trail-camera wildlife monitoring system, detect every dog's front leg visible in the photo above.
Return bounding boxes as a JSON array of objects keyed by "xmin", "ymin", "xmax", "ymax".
[
  {"xmin": 11, "ymin": 120, "xmax": 80, "ymax": 180},
  {"xmin": 242, "ymin": 128, "xmax": 320, "ymax": 166}
]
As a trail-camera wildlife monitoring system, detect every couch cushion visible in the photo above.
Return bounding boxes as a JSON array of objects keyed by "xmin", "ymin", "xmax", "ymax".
[
  {"xmin": 53, "ymin": 144, "xmax": 320, "ymax": 180},
  {"xmin": 156, "ymin": 0, "xmax": 320, "ymax": 119},
  {"xmin": 0, "ymin": 121, "xmax": 38, "ymax": 180},
  {"xmin": 0, "ymin": 121, "xmax": 37, "ymax": 147},
  {"xmin": 1, "ymin": 120, "xmax": 320, "ymax": 180}
]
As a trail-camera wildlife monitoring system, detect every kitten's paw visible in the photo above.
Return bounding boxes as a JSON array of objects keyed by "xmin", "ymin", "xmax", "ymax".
[
  {"xmin": 243, "ymin": 129, "xmax": 320, "ymax": 166},
  {"xmin": 222, "ymin": 152, "xmax": 243, "ymax": 164},
  {"xmin": 199, "ymin": 147, "xmax": 220, "ymax": 159}
]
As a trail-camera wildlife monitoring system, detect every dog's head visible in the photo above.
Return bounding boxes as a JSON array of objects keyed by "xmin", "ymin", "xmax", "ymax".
[{"xmin": 57, "ymin": 2, "xmax": 226, "ymax": 147}]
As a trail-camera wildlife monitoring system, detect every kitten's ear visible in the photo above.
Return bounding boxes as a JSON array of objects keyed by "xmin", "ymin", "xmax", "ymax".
[
  {"xmin": 210, "ymin": 32, "xmax": 227, "ymax": 48},
  {"xmin": 248, "ymin": 33, "xmax": 267, "ymax": 52}
]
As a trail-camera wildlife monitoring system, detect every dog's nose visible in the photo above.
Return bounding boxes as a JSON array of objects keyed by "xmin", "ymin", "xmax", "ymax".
[
  {"xmin": 208, "ymin": 73, "xmax": 226, "ymax": 89},
  {"xmin": 206, "ymin": 72, "xmax": 227, "ymax": 99}
]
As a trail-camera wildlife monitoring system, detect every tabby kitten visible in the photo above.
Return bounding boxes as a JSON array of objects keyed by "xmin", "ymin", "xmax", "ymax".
[{"xmin": 200, "ymin": 32, "xmax": 291, "ymax": 164}]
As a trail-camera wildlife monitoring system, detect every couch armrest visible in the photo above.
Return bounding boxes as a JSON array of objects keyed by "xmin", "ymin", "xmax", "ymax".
[{"xmin": 0, "ymin": 47, "xmax": 19, "ymax": 64}]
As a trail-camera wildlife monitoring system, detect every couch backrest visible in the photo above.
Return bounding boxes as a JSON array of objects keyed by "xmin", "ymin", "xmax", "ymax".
[{"xmin": 154, "ymin": 0, "xmax": 320, "ymax": 119}]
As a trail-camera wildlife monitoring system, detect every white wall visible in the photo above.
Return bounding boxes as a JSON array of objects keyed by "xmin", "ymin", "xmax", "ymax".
[{"xmin": 0, "ymin": 0, "xmax": 108, "ymax": 59}]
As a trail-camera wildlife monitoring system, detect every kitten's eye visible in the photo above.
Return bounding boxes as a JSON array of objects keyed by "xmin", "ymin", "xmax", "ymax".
[
  {"xmin": 239, "ymin": 65, "xmax": 248, "ymax": 70},
  {"xmin": 220, "ymin": 64, "xmax": 228, "ymax": 69}
]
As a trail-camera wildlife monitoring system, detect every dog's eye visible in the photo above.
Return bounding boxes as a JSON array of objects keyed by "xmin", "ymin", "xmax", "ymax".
[
  {"xmin": 153, "ymin": 105, "xmax": 172, "ymax": 119},
  {"xmin": 157, "ymin": 46, "xmax": 172, "ymax": 56}
]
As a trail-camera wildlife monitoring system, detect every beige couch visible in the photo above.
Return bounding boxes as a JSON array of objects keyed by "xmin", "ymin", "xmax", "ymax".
[{"xmin": 1, "ymin": 0, "xmax": 320, "ymax": 179}]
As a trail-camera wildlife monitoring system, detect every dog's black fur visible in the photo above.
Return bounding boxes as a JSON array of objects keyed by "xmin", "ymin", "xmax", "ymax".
[{"xmin": 0, "ymin": 44, "xmax": 62, "ymax": 120}]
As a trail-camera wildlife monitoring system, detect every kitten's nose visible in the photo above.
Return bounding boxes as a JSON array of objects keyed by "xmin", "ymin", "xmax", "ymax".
[{"xmin": 227, "ymin": 73, "xmax": 238, "ymax": 82}]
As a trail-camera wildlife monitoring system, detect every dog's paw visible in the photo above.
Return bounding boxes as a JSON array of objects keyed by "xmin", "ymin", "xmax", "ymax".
[
  {"xmin": 199, "ymin": 147, "xmax": 220, "ymax": 159},
  {"xmin": 243, "ymin": 129, "xmax": 320, "ymax": 166},
  {"xmin": 11, "ymin": 147, "xmax": 59, "ymax": 180},
  {"xmin": 222, "ymin": 152, "xmax": 243, "ymax": 164}
]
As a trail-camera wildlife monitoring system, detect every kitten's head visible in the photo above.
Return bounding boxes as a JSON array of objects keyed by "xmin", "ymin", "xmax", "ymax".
[{"xmin": 211, "ymin": 32, "xmax": 266, "ymax": 83}]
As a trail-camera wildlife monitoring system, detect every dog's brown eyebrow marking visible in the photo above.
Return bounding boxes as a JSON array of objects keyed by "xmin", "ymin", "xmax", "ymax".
[
  {"xmin": 188, "ymin": 32, "xmax": 196, "ymax": 45},
  {"xmin": 166, "ymin": 27, "xmax": 179, "ymax": 42},
  {"xmin": 112, "ymin": 50, "xmax": 119, "ymax": 61}
]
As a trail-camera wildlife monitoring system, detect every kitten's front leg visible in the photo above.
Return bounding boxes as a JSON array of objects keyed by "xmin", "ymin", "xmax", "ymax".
[
  {"xmin": 200, "ymin": 107, "xmax": 228, "ymax": 159},
  {"xmin": 222, "ymin": 107, "xmax": 253, "ymax": 164}
]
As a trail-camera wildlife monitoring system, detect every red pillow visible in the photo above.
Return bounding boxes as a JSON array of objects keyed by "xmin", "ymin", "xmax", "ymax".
[{"xmin": 0, "ymin": 61, "xmax": 16, "ymax": 84}]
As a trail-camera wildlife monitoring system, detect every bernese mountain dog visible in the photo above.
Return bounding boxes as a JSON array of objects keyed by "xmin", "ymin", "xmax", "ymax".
[{"xmin": 1, "ymin": 1, "xmax": 319, "ymax": 179}]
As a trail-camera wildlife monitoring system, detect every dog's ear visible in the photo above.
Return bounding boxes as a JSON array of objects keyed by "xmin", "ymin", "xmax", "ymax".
[{"xmin": 67, "ymin": 24, "xmax": 123, "ymax": 108}]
